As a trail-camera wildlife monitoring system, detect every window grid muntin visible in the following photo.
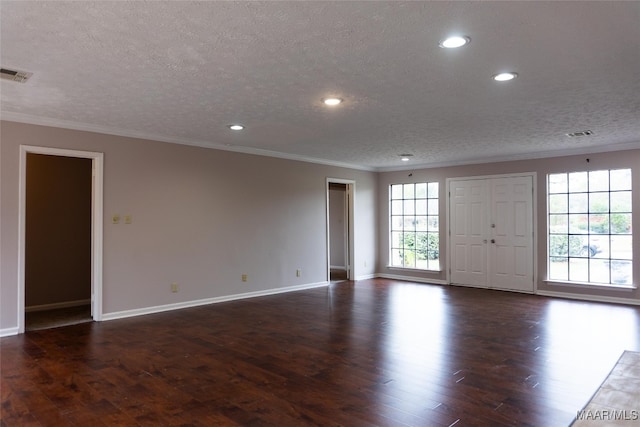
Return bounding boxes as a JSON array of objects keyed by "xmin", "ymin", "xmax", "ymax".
[
  {"xmin": 390, "ymin": 182, "xmax": 440, "ymax": 270},
  {"xmin": 548, "ymin": 169, "xmax": 632, "ymax": 285}
]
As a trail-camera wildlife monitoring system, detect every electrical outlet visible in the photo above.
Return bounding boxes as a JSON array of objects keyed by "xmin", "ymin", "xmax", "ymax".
[
  {"xmin": 124, "ymin": 214, "xmax": 132, "ymax": 224},
  {"xmin": 112, "ymin": 214, "xmax": 120, "ymax": 224},
  {"xmin": 171, "ymin": 282, "xmax": 178, "ymax": 293},
  {"xmin": 296, "ymin": 269, "xmax": 302, "ymax": 277},
  {"xmin": 241, "ymin": 274, "xmax": 247, "ymax": 282}
]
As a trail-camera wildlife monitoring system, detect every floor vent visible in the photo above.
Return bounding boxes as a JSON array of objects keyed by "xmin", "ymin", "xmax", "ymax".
[
  {"xmin": 1, "ymin": 67, "xmax": 33, "ymax": 83},
  {"xmin": 567, "ymin": 130, "xmax": 594, "ymax": 137}
]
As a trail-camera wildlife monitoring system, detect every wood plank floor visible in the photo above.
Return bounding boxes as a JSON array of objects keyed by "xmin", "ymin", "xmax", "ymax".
[{"xmin": 2, "ymin": 279, "xmax": 640, "ymax": 426}]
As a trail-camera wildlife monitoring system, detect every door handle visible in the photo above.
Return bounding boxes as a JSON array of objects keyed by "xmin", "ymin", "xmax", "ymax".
[{"xmin": 491, "ymin": 239, "xmax": 495, "ymax": 244}]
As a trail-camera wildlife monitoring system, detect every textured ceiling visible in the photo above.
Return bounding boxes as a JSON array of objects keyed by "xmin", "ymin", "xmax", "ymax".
[{"xmin": 1, "ymin": 1, "xmax": 639, "ymax": 170}]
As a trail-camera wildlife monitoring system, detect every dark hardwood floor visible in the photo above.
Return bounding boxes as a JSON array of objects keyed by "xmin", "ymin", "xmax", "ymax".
[{"xmin": 2, "ymin": 279, "xmax": 640, "ymax": 426}]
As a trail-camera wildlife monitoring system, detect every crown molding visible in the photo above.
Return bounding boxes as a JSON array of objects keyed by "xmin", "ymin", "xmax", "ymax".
[{"xmin": 0, "ymin": 111, "xmax": 376, "ymax": 172}]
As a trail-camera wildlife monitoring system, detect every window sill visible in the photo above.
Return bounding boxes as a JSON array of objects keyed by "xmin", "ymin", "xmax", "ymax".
[
  {"xmin": 545, "ymin": 280, "xmax": 637, "ymax": 291},
  {"xmin": 386, "ymin": 266, "xmax": 441, "ymax": 273}
]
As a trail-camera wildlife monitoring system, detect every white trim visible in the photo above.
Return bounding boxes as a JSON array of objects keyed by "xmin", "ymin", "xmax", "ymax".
[
  {"xmin": 330, "ymin": 265, "xmax": 347, "ymax": 270},
  {"xmin": 354, "ymin": 273, "xmax": 377, "ymax": 280},
  {"xmin": 0, "ymin": 327, "xmax": 20, "ymax": 338},
  {"xmin": 26, "ymin": 299, "xmax": 91, "ymax": 313},
  {"xmin": 376, "ymin": 273, "xmax": 448, "ymax": 285},
  {"xmin": 544, "ymin": 280, "xmax": 637, "ymax": 291},
  {"xmin": 18, "ymin": 145, "xmax": 104, "ymax": 333},
  {"xmin": 102, "ymin": 281, "xmax": 329, "ymax": 321},
  {"xmin": 2, "ymin": 113, "xmax": 374, "ymax": 171},
  {"xmin": 537, "ymin": 290, "xmax": 640, "ymax": 306}
]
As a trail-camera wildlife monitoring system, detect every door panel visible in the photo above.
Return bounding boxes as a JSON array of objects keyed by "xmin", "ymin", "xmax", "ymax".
[
  {"xmin": 450, "ymin": 180, "xmax": 488, "ymax": 287},
  {"xmin": 489, "ymin": 176, "xmax": 534, "ymax": 291}
]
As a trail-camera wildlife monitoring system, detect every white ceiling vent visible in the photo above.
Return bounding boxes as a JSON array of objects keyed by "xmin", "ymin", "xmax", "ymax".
[
  {"xmin": 567, "ymin": 130, "xmax": 594, "ymax": 137},
  {"xmin": 1, "ymin": 67, "xmax": 33, "ymax": 83}
]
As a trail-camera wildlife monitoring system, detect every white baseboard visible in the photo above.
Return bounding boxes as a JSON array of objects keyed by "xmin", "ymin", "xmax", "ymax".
[
  {"xmin": 536, "ymin": 290, "xmax": 640, "ymax": 306},
  {"xmin": 354, "ymin": 273, "xmax": 377, "ymax": 280},
  {"xmin": 375, "ymin": 273, "xmax": 448, "ymax": 285},
  {"xmin": 102, "ymin": 281, "xmax": 329, "ymax": 321},
  {"xmin": 26, "ymin": 299, "xmax": 91, "ymax": 313},
  {"xmin": 0, "ymin": 327, "xmax": 20, "ymax": 337}
]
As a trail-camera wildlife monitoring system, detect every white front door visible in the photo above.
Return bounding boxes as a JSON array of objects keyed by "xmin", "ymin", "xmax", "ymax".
[{"xmin": 449, "ymin": 175, "xmax": 534, "ymax": 293}]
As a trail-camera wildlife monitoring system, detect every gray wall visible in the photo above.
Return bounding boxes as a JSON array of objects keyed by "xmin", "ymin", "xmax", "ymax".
[
  {"xmin": 377, "ymin": 149, "xmax": 640, "ymax": 303},
  {"xmin": 0, "ymin": 121, "xmax": 378, "ymax": 331}
]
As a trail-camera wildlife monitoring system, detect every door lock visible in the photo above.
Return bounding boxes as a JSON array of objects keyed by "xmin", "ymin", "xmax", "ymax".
[{"xmin": 491, "ymin": 239, "xmax": 496, "ymax": 243}]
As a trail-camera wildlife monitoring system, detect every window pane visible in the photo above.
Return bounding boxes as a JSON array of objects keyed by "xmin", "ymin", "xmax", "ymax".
[
  {"xmin": 569, "ymin": 193, "xmax": 588, "ymax": 213},
  {"xmin": 610, "ymin": 191, "xmax": 631, "ymax": 212},
  {"xmin": 589, "ymin": 214, "xmax": 608, "ymax": 234},
  {"xmin": 610, "ymin": 213, "xmax": 632, "ymax": 234},
  {"xmin": 391, "ymin": 249, "xmax": 403, "ymax": 266},
  {"xmin": 611, "ymin": 235, "xmax": 632, "ymax": 260},
  {"xmin": 549, "ymin": 214, "xmax": 568, "ymax": 233},
  {"xmin": 391, "ymin": 200, "xmax": 403, "ymax": 215},
  {"xmin": 610, "ymin": 260, "xmax": 632, "ymax": 285},
  {"xmin": 610, "ymin": 169, "xmax": 631, "ymax": 191},
  {"xmin": 428, "ymin": 199, "xmax": 439, "ymax": 215},
  {"xmin": 589, "ymin": 259, "xmax": 610, "ymax": 284},
  {"xmin": 415, "ymin": 232, "xmax": 428, "ymax": 259},
  {"xmin": 428, "ymin": 216, "xmax": 439, "ymax": 232},
  {"xmin": 391, "ymin": 232, "xmax": 403, "ymax": 247},
  {"xmin": 428, "ymin": 182, "xmax": 439, "ymax": 198},
  {"xmin": 403, "ymin": 217, "xmax": 416, "ymax": 231},
  {"xmin": 415, "ymin": 216, "xmax": 428, "ymax": 231},
  {"xmin": 415, "ymin": 183, "xmax": 427, "ymax": 198},
  {"xmin": 569, "ymin": 172, "xmax": 588, "ymax": 192},
  {"xmin": 391, "ymin": 216, "xmax": 403, "ymax": 231},
  {"xmin": 549, "ymin": 194, "xmax": 567, "ymax": 213},
  {"xmin": 589, "ymin": 170, "xmax": 609, "ymax": 192},
  {"xmin": 549, "ymin": 257, "xmax": 568, "ymax": 281},
  {"xmin": 589, "ymin": 192, "xmax": 609, "ymax": 213},
  {"xmin": 403, "ymin": 184, "xmax": 414, "ymax": 199},
  {"xmin": 391, "ymin": 185, "xmax": 403, "ymax": 200},
  {"xmin": 416, "ymin": 199, "xmax": 427, "ymax": 215},
  {"xmin": 569, "ymin": 258, "xmax": 588, "ymax": 282},
  {"xmin": 549, "ymin": 173, "xmax": 567, "ymax": 194},
  {"xmin": 549, "ymin": 235, "xmax": 569, "ymax": 257},
  {"xmin": 403, "ymin": 250, "xmax": 416, "ymax": 268},
  {"xmin": 569, "ymin": 214, "xmax": 588, "ymax": 234},
  {"xmin": 403, "ymin": 200, "xmax": 415, "ymax": 215},
  {"xmin": 568, "ymin": 235, "xmax": 585, "ymax": 257}
]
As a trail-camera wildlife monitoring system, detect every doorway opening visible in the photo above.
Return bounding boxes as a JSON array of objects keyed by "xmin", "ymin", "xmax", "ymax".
[
  {"xmin": 327, "ymin": 179, "xmax": 355, "ymax": 282},
  {"xmin": 19, "ymin": 146, "xmax": 103, "ymax": 333}
]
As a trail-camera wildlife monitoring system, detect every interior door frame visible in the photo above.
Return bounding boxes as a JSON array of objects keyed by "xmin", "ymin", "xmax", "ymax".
[
  {"xmin": 446, "ymin": 172, "xmax": 537, "ymax": 292},
  {"xmin": 18, "ymin": 145, "xmax": 104, "ymax": 333},
  {"xmin": 326, "ymin": 178, "xmax": 355, "ymax": 281}
]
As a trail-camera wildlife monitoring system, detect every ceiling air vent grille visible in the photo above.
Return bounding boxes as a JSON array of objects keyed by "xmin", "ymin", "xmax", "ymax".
[
  {"xmin": 567, "ymin": 130, "xmax": 594, "ymax": 137},
  {"xmin": 1, "ymin": 67, "xmax": 33, "ymax": 83}
]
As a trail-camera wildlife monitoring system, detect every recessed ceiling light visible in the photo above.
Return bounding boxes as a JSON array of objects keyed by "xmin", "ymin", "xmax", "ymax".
[
  {"xmin": 439, "ymin": 36, "xmax": 471, "ymax": 49},
  {"xmin": 228, "ymin": 124, "xmax": 244, "ymax": 130},
  {"xmin": 493, "ymin": 72, "xmax": 518, "ymax": 82},
  {"xmin": 399, "ymin": 154, "xmax": 413, "ymax": 162},
  {"xmin": 323, "ymin": 97, "xmax": 343, "ymax": 106}
]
